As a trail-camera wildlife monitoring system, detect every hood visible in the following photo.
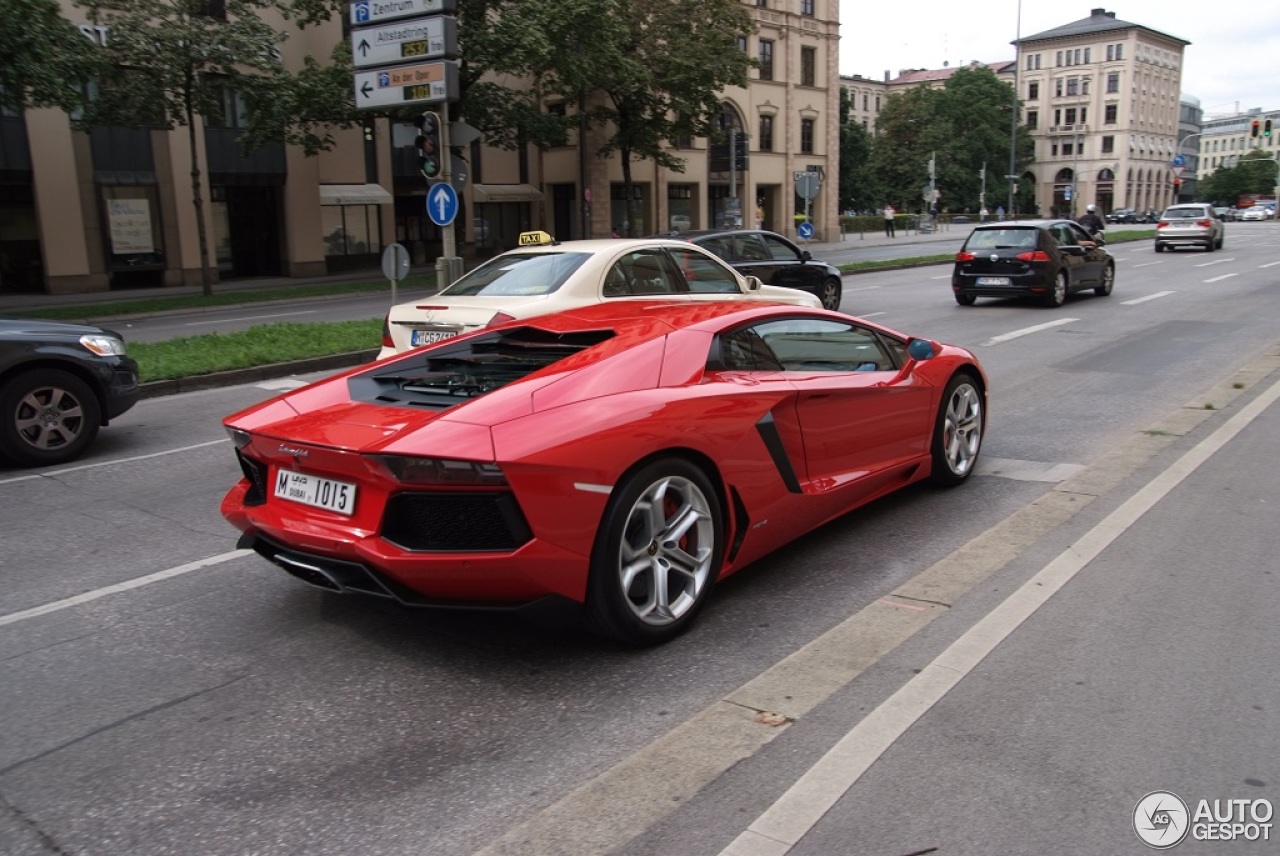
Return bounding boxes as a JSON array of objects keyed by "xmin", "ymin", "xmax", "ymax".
[{"xmin": 0, "ymin": 318, "xmax": 121, "ymax": 339}]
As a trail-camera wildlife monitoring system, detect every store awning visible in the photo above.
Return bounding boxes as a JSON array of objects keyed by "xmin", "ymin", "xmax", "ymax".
[
  {"xmin": 472, "ymin": 183, "xmax": 543, "ymax": 203},
  {"xmin": 319, "ymin": 184, "xmax": 393, "ymax": 206}
]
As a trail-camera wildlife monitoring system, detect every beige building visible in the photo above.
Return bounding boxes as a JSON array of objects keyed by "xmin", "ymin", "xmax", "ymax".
[{"xmin": 0, "ymin": 1, "xmax": 840, "ymax": 297}]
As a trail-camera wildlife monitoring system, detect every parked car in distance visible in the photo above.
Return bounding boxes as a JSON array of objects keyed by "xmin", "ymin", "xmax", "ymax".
[
  {"xmin": 1240, "ymin": 206, "xmax": 1269, "ymax": 221},
  {"xmin": 669, "ymin": 214, "xmax": 692, "ymax": 232},
  {"xmin": 378, "ymin": 231, "xmax": 821, "ymax": 358},
  {"xmin": 1154, "ymin": 203, "xmax": 1225, "ymax": 252},
  {"xmin": 1107, "ymin": 207, "xmax": 1139, "ymax": 224},
  {"xmin": 0, "ymin": 319, "xmax": 140, "ymax": 467},
  {"xmin": 223, "ymin": 300, "xmax": 987, "ymax": 645},
  {"xmin": 662, "ymin": 229, "xmax": 846, "ymax": 311},
  {"xmin": 951, "ymin": 219, "xmax": 1115, "ymax": 307}
]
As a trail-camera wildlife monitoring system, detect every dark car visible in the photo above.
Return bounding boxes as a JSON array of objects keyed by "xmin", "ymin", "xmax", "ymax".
[
  {"xmin": 951, "ymin": 219, "xmax": 1115, "ymax": 307},
  {"xmin": 662, "ymin": 229, "xmax": 845, "ymax": 311},
  {"xmin": 0, "ymin": 319, "xmax": 140, "ymax": 467},
  {"xmin": 1106, "ymin": 208, "xmax": 1139, "ymax": 224}
]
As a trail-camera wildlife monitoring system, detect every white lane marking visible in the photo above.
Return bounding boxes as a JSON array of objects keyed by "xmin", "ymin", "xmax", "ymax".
[
  {"xmin": 982, "ymin": 318, "xmax": 1078, "ymax": 346},
  {"xmin": 257, "ymin": 378, "xmax": 310, "ymax": 391},
  {"xmin": 844, "ymin": 285, "xmax": 882, "ymax": 293},
  {"xmin": 185, "ymin": 310, "xmax": 318, "ymax": 326},
  {"xmin": 857, "ymin": 312, "xmax": 887, "ymax": 319},
  {"xmin": 0, "ymin": 439, "xmax": 228, "ymax": 486},
  {"xmin": 1205, "ymin": 273, "xmax": 1237, "ymax": 283},
  {"xmin": 1261, "ymin": 261, "xmax": 1280, "ymax": 268},
  {"xmin": 0, "ymin": 550, "xmax": 252, "ymax": 628},
  {"xmin": 976, "ymin": 457, "xmax": 1086, "ymax": 482},
  {"xmin": 929, "ymin": 274, "xmax": 951, "ymax": 280},
  {"xmin": 1121, "ymin": 290, "xmax": 1175, "ymax": 305},
  {"xmin": 719, "ymin": 371, "xmax": 1280, "ymax": 856},
  {"xmin": 1129, "ymin": 261, "xmax": 1165, "ymax": 268},
  {"xmin": 1193, "ymin": 258, "xmax": 1234, "ymax": 267}
]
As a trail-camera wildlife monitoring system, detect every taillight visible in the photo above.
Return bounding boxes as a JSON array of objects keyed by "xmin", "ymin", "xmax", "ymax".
[
  {"xmin": 1157, "ymin": 220, "xmax": 1169, "ymax": 228},
  {"xmin": 1015, "ymin": 250, "xmax": 1051, "ymax": 263},
  {"xmin": 1196, "ymin": 219, "xmax": 1212, "ymax": 228},
  {"xmin": 381, "ymin": 314, "xmax": 394, "ymax": 348},
  {"xmin": 955, "ymin": 251, "xmax": 975, "ymax": 261},
  {"xmin": 486, "ymin": 312, "xmax": 518, "ymax": 327}
]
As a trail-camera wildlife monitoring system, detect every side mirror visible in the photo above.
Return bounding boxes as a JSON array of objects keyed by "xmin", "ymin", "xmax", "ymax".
[
  {"xmin": 801, "ymin": 250, "xmax": 813, "ymax": 262},
  {"xmin": 744, "ymin": 275, "xmax": 763, "ymax": 292},
  {"xmin": 907, "ymin": 338, "xmax": 936, "ymax": 361}
]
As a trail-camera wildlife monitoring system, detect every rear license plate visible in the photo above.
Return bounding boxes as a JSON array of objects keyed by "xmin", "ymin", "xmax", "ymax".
[
  {"xmin": 976, "ymin": 277, "xmax": 1011, "ymax": 286},
  {"xmin": 412, "ymin": 329, "xmax": 458, "ymax": 347},
  {"xmin": 274, "ymin": 470, "xmax": 357, "ymax": 515}
]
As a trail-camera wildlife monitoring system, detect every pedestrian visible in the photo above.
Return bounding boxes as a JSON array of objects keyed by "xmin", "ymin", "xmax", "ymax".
[
  {"xmin": 996, "ymin": 205, "xmax": 1005, "ymax": 220},
  {"xmin": 1078, "ymin": 203, "xmax": 1105, "ymax": 239},
  {"xmin": 980, "ymin": 206, "xmax": 989, "ymax": 222},
  {"xmin": 883, "ymin": 204, "xmax": 896, "ymax": 238}
]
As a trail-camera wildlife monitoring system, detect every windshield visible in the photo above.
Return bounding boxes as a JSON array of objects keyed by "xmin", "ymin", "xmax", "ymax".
[{"xmin": 439, "ymin": 252, "xmax": 591, "ymax": 297}]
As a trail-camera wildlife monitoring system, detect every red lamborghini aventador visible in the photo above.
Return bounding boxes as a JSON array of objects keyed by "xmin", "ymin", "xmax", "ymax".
[{"xmin": 222, "ymin": 301, "xmax": 987, "ymax": 645}]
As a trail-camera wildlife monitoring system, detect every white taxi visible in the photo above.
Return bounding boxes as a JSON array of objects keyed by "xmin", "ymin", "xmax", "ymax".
[{"xmin": 378, "ymin": 231, "xmax": 824, "ymax": 358}]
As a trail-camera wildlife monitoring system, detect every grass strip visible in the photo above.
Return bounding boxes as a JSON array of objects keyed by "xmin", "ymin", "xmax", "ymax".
[{"xmin": 130, "ymin": 319, "xmax": 383, "ymax": 382}]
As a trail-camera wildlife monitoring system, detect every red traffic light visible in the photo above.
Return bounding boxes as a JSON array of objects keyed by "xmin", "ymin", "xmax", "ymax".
[
  {"xmin": 1251, "ymin": 120, "xmax": 1261, "ymax": 138},
  {"xmin": 1173, "ymin": 178, "xmax": 1182, "ymax": 187}
]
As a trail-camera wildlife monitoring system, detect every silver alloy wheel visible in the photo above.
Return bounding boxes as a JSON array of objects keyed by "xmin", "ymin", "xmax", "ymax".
[
  {"xmin": 1096, "ymin": 264, "xmax": 1114, "ymax": 296},
  {"xmin": 14, "ymin": 382, "xmax": 87, "ymax": 452},
  {"xmin": 615, "ymin": 475, "xmax": 715, "ymax": 627},
  {"xmin": 1050, "ymin": 272, "xmax": 1067, "ymax": 306},
  {"xmin": 941, "ymin": 381, "xmax": 983, "ymax": 477},
  {"xmin": 819, "ymin": 278, "xmax": 841, "ymax": 311}
]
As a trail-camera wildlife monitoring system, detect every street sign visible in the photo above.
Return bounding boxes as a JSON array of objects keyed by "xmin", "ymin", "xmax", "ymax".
[
  {"xmin": 354, "ymin": 60, "xmax": 459, "ymax": 109},
  {"xmin": 351, "ymin": 16, "xmax": 457, "ymax": 69},
  {"xmin": 381, "ymin": 243, "xmax": 411, "ymax": 281},
  {"xmin": 1172, "ymin": 154, "xmax": 1186, "ymax": 167},
  {"xmin": 797, "ymin": 222, "xmax": 815, "ymax": 240},
  {"xmin": 350, "ymin": 0, "xmax": 456, "ymax": 26},
  {"xmin": 794, "ymin": 171, "xmax": 821, "ymax": 201},
  {"xmin": 426, "ymin": 182, "xmax": 459, "ymax": 226},
  {"xmin": 1170, "ymin": 166, "xmax": 1185, "ymax": 178}
]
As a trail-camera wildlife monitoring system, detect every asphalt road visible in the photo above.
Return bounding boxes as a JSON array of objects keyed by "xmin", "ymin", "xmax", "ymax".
[{"xmin": 2, "ymin": 222, "xmax": 1279, "ymax": 855}]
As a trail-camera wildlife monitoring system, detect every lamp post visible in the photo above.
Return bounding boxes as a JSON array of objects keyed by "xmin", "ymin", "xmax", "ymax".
[{"xmin": 1007, "ymin": 0, "xmax": 1022, "ymax": 218}]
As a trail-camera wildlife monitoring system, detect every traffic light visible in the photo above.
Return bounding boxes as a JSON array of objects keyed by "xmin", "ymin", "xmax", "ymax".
[
  {"xmin": 416, "ymin": 112, "xmax": 442, "ymax": 179},
  {"xmin": 1173, "ymin": 178, "xmax": 1182, "ymax": 189},
  {"xmin": 1251, "ymin": 119, "xmax": 1260, "ymax": 138},
  {"xmin": 1266, "ymin": 119, "xmax": 1274, "ymax": 138}
]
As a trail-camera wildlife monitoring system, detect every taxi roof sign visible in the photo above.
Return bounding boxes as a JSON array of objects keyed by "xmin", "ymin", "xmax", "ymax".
[{"xmin": 518, "ymin": 230, "xmax": 556, "ymax": 246}]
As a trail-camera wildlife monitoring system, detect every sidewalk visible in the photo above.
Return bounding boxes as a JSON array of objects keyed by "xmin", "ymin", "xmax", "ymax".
[{"xmin": 0, "ymin": 224, "xmax": 969, "ymax": 316}]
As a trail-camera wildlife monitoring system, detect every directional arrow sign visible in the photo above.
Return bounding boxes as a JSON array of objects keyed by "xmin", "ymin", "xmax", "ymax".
[
  {"xmin": 352, "ymin": 16, "xmax": 457, "ymax": 69},
  {"xmin": 350, "ymin": 0, "xmax": 456, "ymax": 26},
  {"xmin": 426, "ymin": 182, "xmax": 458, "ymax": 227},
  {"xmin": 354, "ymin": 60, "xmax": 458, "ymax": 109}
]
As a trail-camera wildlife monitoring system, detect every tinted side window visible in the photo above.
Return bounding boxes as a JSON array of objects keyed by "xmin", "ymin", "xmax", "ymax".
[
  {"xmin": 669, "ymin": 247, "xmax": 741, "ymax": 294},
  {"xmin": 760, "ymin": 233, "xmax": 801, "ymax": 261},
  {"xmin": 714, "ymin": 327, "xmax": 784, "ymax": 371},
  {"xmin": 753, "ymin": 318, "xmax": 896, "ymax": 372}
]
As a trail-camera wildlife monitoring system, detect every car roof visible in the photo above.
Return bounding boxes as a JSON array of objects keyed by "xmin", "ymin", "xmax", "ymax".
[
  {"xmin": 651, "ymin": 228, "xmax": 789, "ymax": 241},
  {"xmin": 969, "ymin": 219, "xmax": 1073, "ymax": 230}
]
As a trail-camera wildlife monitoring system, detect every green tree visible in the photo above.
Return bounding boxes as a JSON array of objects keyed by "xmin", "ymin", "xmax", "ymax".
[
  {"xmin": 1199, "ymin": 150, "xmax": 1278, "ymax": 205},
  {"xmin": 868, "ymin": 67, "xmax": 1033, "ymax": 216},
  {"xmin": 0, "ymin": 0, "xmax": 101, "ymax": 113},
  {"xmin": 838, "ymin": 86, "xmax": 876, "ymax": 212},
  {"xmin": 75, "ymin": 0, "xmax": 358, "ymax": 295}
]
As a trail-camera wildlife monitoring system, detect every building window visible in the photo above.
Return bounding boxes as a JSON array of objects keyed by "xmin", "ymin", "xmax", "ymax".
[
  {"xmin": 1101, "ymin": 136, "xmax": 1114, "ymax": 154},
  {"xmin": 862, "ymin": 93, "xmax": 868, "ymax": 110},
  {"xmin": 1067, "ymin": 78, "xmax": 1079, "ymax": 96},
  {"xmin": 1074, "ymin": 49, "xmax": 1081, "ymax": 64},
  {"xmin": 1056, "ymin": 51, "xmax": 1063, "ymax": 66},
  {"xmin": 756, "ymin": 0, "xmax": 766, "ymax": 6},
  {"xmin": 1026, "ymin": 110, "xmax": 1038, "ymax": 129},
  {"xmin": 1055, "ymin": 79, "xmax": 1063, "ymax": 97},
  {"xmin": 759, "ymin": 40, "xmax": 774, "ymax": 81},
  {"xmin": 875, "ymin": 96, "xmax": 880, "ymax": 110},
  {"xmin": 1053, "ymin": 109, "xmax": 1061, "ymax": 126},
  {"xmin": 1082, "ymin": 78, "xmax": 1090, "ymax": 95},
  {"xmin": 1106, "ymin": 72, "xmax": 1119, "ymax": 93},
  {"xmin": 1051, "ymin": 143, "xmax": 1059, "ymax": 157},
  {"xmin": 800, "ymin": 0, "xmax": 814, "ymax": 14},
  {"xmin": 759, "ymin": 114, "xmax": 774, "ymax": 152},
  {"xmin": 737, "ymin": 35, "xmax": 747, "ymax": 53},
  {"xmin": 1084, "ymin": 48, "xmax": 1091, "ymax": 63},
  {"xmin": 1115, "ymin": 44, "xmax": 1123, "ymax": 60},
  {"xmin": 800, "ymin": 118, "xmax": 815, "ymax": 154},
  {"xmin": 1064, "ymin": 108, "xmax": 1077, "ymax": 125},
  {"xmin": 1080, "ymin": 107, "xmax": 1088, "ymax": 124},
  {"xmin": 1028, "ymin": 81, "xmax": 1039, "ymax": 100},
  {"xmin": 801, "ymin": 47, "xmax": 816, "ymax": 87}
]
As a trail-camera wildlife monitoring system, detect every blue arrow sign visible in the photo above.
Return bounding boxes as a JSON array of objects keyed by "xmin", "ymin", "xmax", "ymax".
[
  {"xmin": 426, "ymin": 182, "xmax": 458, "ymax": 226},
  {"xmin": 1172, "ymin": 154, "xmax": 1186, "ymax": 167},
  {"xmin": 797, "ymin": 222, "xmax": 815, "ymax": 240}
]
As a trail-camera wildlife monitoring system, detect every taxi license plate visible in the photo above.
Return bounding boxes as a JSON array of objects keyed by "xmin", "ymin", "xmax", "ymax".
[
  {"xmin": 412, "ymin": 329, "xmax": 458, "ymax": 347},
  {"xmin": 977, "ymin": 276, "xmax": 1011, "ymax": 286},
  {"xmin": 274, "ymin": 470, "xmax": 357, "ymax": 516}
]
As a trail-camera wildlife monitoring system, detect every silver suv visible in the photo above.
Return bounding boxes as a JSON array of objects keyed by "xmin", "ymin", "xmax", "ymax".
[{"xmin": 1155, "ymin": 203, "xmax": 1225, "ymax": 253}]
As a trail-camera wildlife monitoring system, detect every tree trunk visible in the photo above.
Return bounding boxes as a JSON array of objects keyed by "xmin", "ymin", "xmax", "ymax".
[
  {"xmin": 620, "ymin": 146, "xmax": 634, "ymax": 237},
  {"xmin": 186, "ymin": 100, "xmax": 213, "ymax": 296}
]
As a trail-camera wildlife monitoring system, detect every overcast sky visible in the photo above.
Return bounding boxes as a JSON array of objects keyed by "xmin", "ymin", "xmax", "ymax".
[{"xmin": 839, "ymin": 2, "xmax": 1280, "ymax": 119}]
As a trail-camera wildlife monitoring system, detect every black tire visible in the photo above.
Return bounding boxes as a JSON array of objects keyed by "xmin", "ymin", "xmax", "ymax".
[
  {"xmin": 1154, "ymin": 243, "xmax": 1165, "ymax": 253},
  {"xmin": 818, "ymin": 277, "xmax": 842, "ymax": 311},
  {"xmin": 1216, "ymin": 235, "xmax": 1225, "ymax": 250},
  {"xmin": 1204, "ymin": 239, "xmax": 1214, "ymax": 252},
  {"xmin": 1094, "ymin": 263, "xmax": 1115, "ymax": 297},
  {"xmin": 0, "ymin": 368, "xmax": 102, "ymax": 467},
  {"xmin": 1043, "ymin": 271, "xmax": 1068, "ymax": 307},
  {"xmin": 954, "ymin": 293, "xmax": 977, "ymax": 306},
  {"xmin": 585, "ymin": 458, "xmax": 723, "ymax": 646},
  {"xmin": 929, "ymin": 373, "xmax": 984, "ymax": 486}
]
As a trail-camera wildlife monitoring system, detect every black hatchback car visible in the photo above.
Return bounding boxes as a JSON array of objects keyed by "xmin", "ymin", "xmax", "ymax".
[
  {"xmin": 663, "ymin": 229, "xmax": 845, "ymax": 311},
  {"xmin": 951, "ymin": 219, "xmax": 1115, "ymax": 307},
  {"xmin": 0, "ymin": 319, "xmax": 140, "ymax": 467}
]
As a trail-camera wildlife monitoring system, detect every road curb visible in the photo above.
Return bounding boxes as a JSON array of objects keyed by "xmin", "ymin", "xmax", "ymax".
[{"xmin": 139, "ymin": 349, "xmax": 381, "ymax": 399}]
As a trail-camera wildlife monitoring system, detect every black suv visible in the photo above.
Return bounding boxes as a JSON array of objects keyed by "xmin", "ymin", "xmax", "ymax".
[{"xmin": 662, "ymin": 229, "xmax": 845, "ymax": 311}]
